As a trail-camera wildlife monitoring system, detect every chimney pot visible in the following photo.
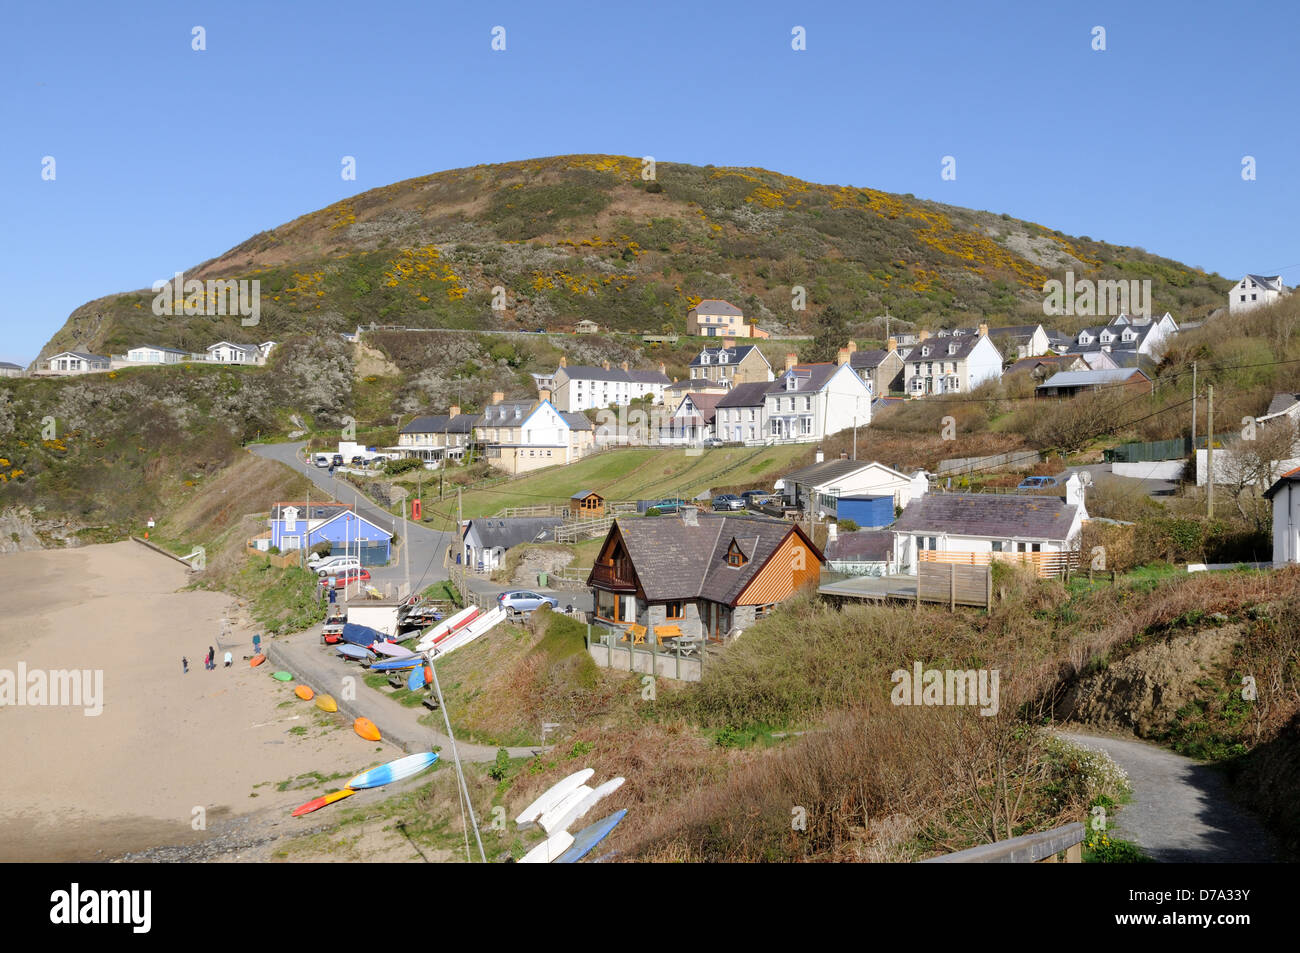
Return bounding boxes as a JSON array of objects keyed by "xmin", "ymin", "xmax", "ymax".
[
  {"xmin": 450, "ymin": 404, "xmax": 461, "ymax": 418},
  {"xmin": 837, "ymin": 347, "xmax": 850, "ymax": 366},
  {"xmin": 602, "ymin": 360, "xmax": 610, "ymax": 370},
  {"xmin": 978, "ymin": 323, "xmax": 989, "ymax": 336},
  {"xmin": 620, "ymin": 360, "xmax": 629, "ymax": 372},
  {"xmin": 658, "ymin": 361, "xmax": 666, "ymax": 375}
]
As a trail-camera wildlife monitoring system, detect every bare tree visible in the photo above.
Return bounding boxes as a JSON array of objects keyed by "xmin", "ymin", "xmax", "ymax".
[{"xmin": 1216, "ymin": 417, "xmax": 1300, "ymax": 529}]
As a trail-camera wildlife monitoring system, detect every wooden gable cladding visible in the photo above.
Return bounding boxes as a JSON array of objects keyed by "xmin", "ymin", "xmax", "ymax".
[
  {"xmin": 724, "ymin": 537, "xmax": 749, "ymax": 567},
  {"xmin": 736, "ymin": 530, "xmax": 821, "ymax": 606},
  {"xmin": 587, "ymin": 523, "xmax": 641, "ymax": 594}
]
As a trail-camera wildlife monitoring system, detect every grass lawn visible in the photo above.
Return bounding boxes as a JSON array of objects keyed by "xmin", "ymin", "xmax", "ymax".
[{"xmin": 419, "ymin": 444, "xmax": 811, "ymax": 526}]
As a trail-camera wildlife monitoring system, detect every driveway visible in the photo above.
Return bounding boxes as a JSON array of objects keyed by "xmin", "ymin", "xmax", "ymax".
[{"xmin": 1058, "ymin": 730, "xmax": 1283, "ymax": 862}]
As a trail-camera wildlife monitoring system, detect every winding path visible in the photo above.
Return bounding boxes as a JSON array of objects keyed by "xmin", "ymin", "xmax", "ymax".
[{"xmin": 1058, "ymin": 730, "xmax": 1283, "ymax": 862}]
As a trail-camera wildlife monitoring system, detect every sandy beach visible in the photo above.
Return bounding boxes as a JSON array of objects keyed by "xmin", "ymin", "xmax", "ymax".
[{"xmin": 0, "ymin": 541, "xmax": 393, "ymax": 861}]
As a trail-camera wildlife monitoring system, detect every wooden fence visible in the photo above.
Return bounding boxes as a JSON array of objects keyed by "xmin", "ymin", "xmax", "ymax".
[
  {"xmin": 919, "ymin": 549, "xmax": 1079, "ymax": 579},
  {"xmin": 918, "ymin": 561, "xmax": 992, "ymax": 609},
  {"xmin": 920, "ymin": 822, "xmax": 1084, "ymax": 863},
  {"xmin": 553, "ymin": 515, "xmax": 614, "ymax": 544}
]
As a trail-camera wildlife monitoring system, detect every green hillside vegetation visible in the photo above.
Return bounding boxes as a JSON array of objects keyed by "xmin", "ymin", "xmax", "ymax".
[{"xmin": 39, "ymin": 155, "xmax": 1229, "ymax": 363}]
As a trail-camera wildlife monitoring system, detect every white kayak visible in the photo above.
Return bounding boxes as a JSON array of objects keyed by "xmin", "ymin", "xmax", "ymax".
[{"xmin": 515, "ymin": 768, "xmax": 595, "ymax": 826}]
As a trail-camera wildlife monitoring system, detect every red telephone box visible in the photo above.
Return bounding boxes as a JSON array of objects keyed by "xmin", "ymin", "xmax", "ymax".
[{"xmin": 412, "ymin": 498, "xmax": 422, "ymax": 521}]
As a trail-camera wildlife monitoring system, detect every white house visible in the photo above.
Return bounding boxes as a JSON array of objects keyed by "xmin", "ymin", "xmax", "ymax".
[
  {"xmin": 935, "ymin": 324, "xmax": 1051, "ymax": 361},
  {"xmin": 473, "ymin": 394, "xmax": 594, "ymax": 474},
  {"xmin": 659, "ymin": 392, "xmax": 723, "ymax": 445},
  {"xmin": 891, "ymin": 475, "xmax": 1088, "ymax": 578},
  {"xmin": 550, "ymin": 358, "xmax": 670, "ymax": 412},
  {"xmin": 1264, "ymin": 466, "xmax": 1300, "ymax": 565},
  {"xmin": 206, "ymin": 341, "xmax": 275, "ymax": 364},
  {"xmin": 777, "ymin": 456, "xmax": 928, "ymax": 515},
  {"xmin": 714, "ymin": 381, "xmax": 771, "ymax": 444},
  {"xmin": 125, "ymin": 344, "xmax": 187, "ymax": 364},
  {"xmin": 764, "ymin": 357, "xmax": 873, "ymax": 443},
  {"xmin": 904, "ymin": 327, "xmax": 1003, "ymax": 396},
  {"xmin": 461, "ymin": 517, "xmax": 558, "ymax": 572},
  {"xmin": 1229, "ymin": 275, "xmax": 1287, "ymax": 315},
  {"xmin": 1067, "ymin": 312, "xmax": 1178, "ymax": 362},
  {"xmin": 41, "ymin": 351, "xmax": 110, "ymax": 375}
]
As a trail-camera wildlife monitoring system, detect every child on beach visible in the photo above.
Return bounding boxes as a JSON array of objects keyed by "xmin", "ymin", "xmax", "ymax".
[{"xmin": 182, "ymin": 657, "xmax": 188, "ymax": 674}]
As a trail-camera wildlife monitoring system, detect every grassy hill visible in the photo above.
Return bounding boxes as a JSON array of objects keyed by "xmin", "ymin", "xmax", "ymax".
[{"xmin": 39, "ymin": 155, "xmax": 1230, "ymax": 362}]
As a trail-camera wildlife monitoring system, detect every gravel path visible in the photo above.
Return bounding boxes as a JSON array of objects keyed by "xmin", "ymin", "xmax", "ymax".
[{"xmin": 1059, "ymin": 730, "xmax": 1283, "ymax": 862}]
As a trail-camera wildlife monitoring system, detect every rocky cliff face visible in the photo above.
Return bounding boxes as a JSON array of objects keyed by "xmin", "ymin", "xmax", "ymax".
[{"xmin": 0, "ymin": 506, "xmax": 84, "ymax": 553}]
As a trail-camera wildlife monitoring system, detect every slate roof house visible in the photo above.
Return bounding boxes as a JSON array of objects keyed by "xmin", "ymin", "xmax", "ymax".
[
  {"xmin": 714, "ymin": 381, "xmax": 772, "ymax": 445},
  {"xmin": 588, "ymin": 511, "xmax": 824, "ymax": 642},
  {"xmin": 1264, "ymin": 466, "xmax": 1300, "ymax": 565},
  {"xmin": 661, "ymin": 392, "xmax": 724, "ymax": 444},
  {"xmin": 688, "ymin": 341, "xmax": 773, "ymax": 388},
  {"xmin": 841, "ymin": 340, "xmax": 906, "ymax": 395},
  {"xmin": 474, "ymin": 392, "xmax": 594, "ymax": 474},
  {"xmin": 396, "ymin": 406, "xmax": 476, "ymax": 464},
  {"xmin": 903, "ymin": 327, "xmax": 1003, "ymax": 396},
  {"xmin": 765, "ymin": 357, "xmax": 873, "ymax": 442},
  {"xmin": 1229, "ymin": 275, "xmax": 1287, "ymax": 315},
  {"xmin": 0, "ymin": 361, "xmax": 24, "ymax": 378},
  {"xmin": 934, "ymin": 324, "xmax": 1051, "ymax": 361},
  {"xmin": 891, "ymin": 478, "xmax": 1087, "ymax": 577},
  {"xmin": 551, "ymin": 357, "xmax": 670, "ymax": 411},
  {"xmin": 461, "ymin": 517, "xmax": 558, "ymax": 572},
  {"xmin": 777, "ymin": 456, "xmax": 927, "ymax": 515},
  {"xmin": 823, "ymin": 527, "xmax": 895, "ymax": 576}
]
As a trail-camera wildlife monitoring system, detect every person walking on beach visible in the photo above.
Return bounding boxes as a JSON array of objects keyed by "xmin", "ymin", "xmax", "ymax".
[
  {"xmin": 182, "ymin": 656, "xmax": 189, "ymax": 674},
  {"xmin": 208, "ymin": 646, "xmax": 215, "ymax": 670}
]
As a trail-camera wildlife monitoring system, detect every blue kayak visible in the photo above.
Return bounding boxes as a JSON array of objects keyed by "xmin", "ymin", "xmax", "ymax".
[
  {"xmin": 554, "ymin": 810, "xmax": 628, "ymax": 864},
  {"xmin": 346, "ymin": 752, "xmax": 438, "ymax": 789},
  {"xmin": 370, "ymin": 656, "xmax": 422, "ymax": 672},
  {"xmin": 407, "ymin": 664, "xmax": 427, "ymax": 691},
  {"xmin": 336, "ymin": 644, "xmax": 373, "ymax": 661}
]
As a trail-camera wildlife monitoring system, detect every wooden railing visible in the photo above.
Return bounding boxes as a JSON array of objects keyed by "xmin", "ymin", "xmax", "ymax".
[
  {"xmin": 919, "ymin": 549, "xmax": 1079, "ymax": 578},
  {"xmin": 589, "ymin": 563, "xmax": 636, "ymax": 590},
  {"xmin": 553, "ymin": 515, "xmax": 614, "ymax": 544},
  {"xmin": 920, "ymin": 822, "xmax": 1084, "ymax": 863}
]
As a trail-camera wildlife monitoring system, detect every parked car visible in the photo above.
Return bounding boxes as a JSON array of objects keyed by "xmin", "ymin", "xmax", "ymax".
[
  {"xmin": 711, "ymin": 494, "xmax": 745, "ymax": 511},
  {"xmin": 739, "ymin": 489, "xmax": 770, "ymax": 505},
  {"xmin": 1017, "ymin": 476, "xmax": 1060, "ymax": 490},
  {"xmin": 310, "ymin": 555, "xmax": 361, "ymax": 577},
  {"xmin": 350, "ymin": 455, "xmax": 367, "ymax": 466},
  {"xmin": 701, "ymin": 436, "xmax": 725, "ymax": 448},
  {"xmin": 332, "ymin": 454, "xmax": 344, "ymax": 467},
  {"xmin": 318, "ymin": 568, "xmax": 371, "ymax": 589},
  {"xmin": 313, "ymin": 453, "xmax": 331, "ymax": 468},
  {"xmin": 648, "ymin": 498, "xmax": 687, "ymax": 514},
  {"xmin": 497, "ymin": 590, "xmax": 558, "ymax": 615}
]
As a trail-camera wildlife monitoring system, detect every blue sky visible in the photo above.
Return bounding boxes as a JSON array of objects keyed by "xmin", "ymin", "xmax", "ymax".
[{"xmin": 2, "ymin": 0, "xmax": 1296, "ymax": 365}]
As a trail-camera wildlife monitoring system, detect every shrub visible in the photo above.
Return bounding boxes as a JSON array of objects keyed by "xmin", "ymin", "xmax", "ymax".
[
  {"xmin": 837, "ymin": 519, "xmax": 859, "ymax": 532},
  {"xmin": 382, "ymin": 457, "xmax": 425, "ymax": 475}
]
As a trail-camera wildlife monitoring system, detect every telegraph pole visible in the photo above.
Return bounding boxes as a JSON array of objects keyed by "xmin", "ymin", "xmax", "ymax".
[
  {"xmin": 1190, "ymin": 361, "xmax": 1197, "ymax": 450},
  {"xmin": 1207, "ymin": 384, "xmax": 1214, "ymax": 519}
]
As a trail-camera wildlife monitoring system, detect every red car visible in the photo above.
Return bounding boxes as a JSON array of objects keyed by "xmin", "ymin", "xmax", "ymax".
[{"xmin": 318, "ymin": 569, "xmax": 371, "ymax": 589}]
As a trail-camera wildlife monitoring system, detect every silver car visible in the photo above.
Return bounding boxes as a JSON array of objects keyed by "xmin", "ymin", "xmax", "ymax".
[{"xmin": 497, "ymin": 590, "xmax": 559, "ymax": 616}]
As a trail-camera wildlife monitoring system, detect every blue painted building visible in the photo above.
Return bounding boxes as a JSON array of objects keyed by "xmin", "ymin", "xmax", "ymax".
[
  {"xmin": 269, "ymin": 502, "xmax": 393, "ymax": 565},
  {"xmin": 834, "ymin": 495, "xmax": 895, "ymax": 528}
]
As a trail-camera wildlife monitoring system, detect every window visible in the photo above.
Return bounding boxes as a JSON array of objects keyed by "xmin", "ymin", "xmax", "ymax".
[
  {"xmin": 725, "ymin": 539, "xmax": 748, "ymax": 567},
  {"xmin": 804, "ymin": 396, "xmax": 811, "ymax": 411},
  {"xmin": 666, "ymin": 600, "xmax": 683, "ymax": 620}
]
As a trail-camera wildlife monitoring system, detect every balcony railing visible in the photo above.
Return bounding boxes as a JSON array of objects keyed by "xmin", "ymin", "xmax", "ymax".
[{"xmin": 589, "ymin": 563, "xmax": 637, "ymax": 590}]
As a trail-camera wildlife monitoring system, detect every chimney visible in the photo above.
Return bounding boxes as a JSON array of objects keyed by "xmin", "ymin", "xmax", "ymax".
[
  {"xmin": 848, "ymin": 341, "xmax": 857, "ymax": 354},
  {"xmin": 837, "ymin": 347, "xmax": 850, "ymax": 366},
  {"xmin": 658, "ymin": 361, "xmax": 666, "ymax": 376},
  {"xmin": 887, "ymin": 337, "xmax": 897, "ymax": 352},
  {"xmin": 815, "ymin": 447, "xmax": 824, "ymax": 463},
  {"xmin": 449, "ymin": 404, "xmax": 461, "ymax": 418},
  {"xmin": 559, "ymin": 356, "xmax": 567, "ymax": 367},
  {"xmin": 785, "ymin": 353, "xmax": 798, "ymax": 372},
  {"xmin": 918, "ymin": 330, "xmax": 930, "ymax": 342},
  {"xmin": 602, "ymin": 359, "xmax": 610, "ymax": 370},
  {"xmin": 539, "ymin": 388, "xmax": 551, "ymax": 403},
  {"xmin": 491, "ymin": 391, "xmax": 504, "ymax": 405},
  {"xmin": 620, "ymin": 360, "xmax": 629, "ymax": 372},
  {"xmin": 723, "ymin": 338, "xmax": 734, "ymax": 349},
  {"xmin": 827, "ymin": 522, "xmax": 838, "ymax": 542},
  {"xmin": 978, "ymin": 323, "xmax": 989, "ymax": 336}
]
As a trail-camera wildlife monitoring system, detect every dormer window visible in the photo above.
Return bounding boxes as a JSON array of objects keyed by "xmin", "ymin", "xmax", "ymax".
[
  {"xmin": 921, "ymin": 346, "xmax": 930, "ymax": 357},
  {"xmin": 719, "ymin": 352, "xmax": 728, "ymax": 363},
  {"xmin": 947, "ymin": 343, "xmax": 957, "ymax": 355},
  {"xmin": 725, "ymin": 539, "xmax": 748, "ymax": 567}
]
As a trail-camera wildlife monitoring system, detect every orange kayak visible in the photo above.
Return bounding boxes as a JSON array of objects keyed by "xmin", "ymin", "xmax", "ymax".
[
  {"xmin": 294, "ymin": 685, "xmax": 314, "ymax": 701},
  {"xmin": 354, "ymin": 717, "xmax": 381, "ymax": 742},
  {"xmin": 250, "ymin": 654, "xmax": 266, "ymax": 667},
  {"xmin": 291, "ymin": 788, "xmax": 355, "ymax": 817}
]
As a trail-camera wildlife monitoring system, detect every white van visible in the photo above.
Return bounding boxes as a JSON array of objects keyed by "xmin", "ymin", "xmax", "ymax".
[{"xmin": 310, "ymin": 555, "xmax": 361, "ymax": 577}]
